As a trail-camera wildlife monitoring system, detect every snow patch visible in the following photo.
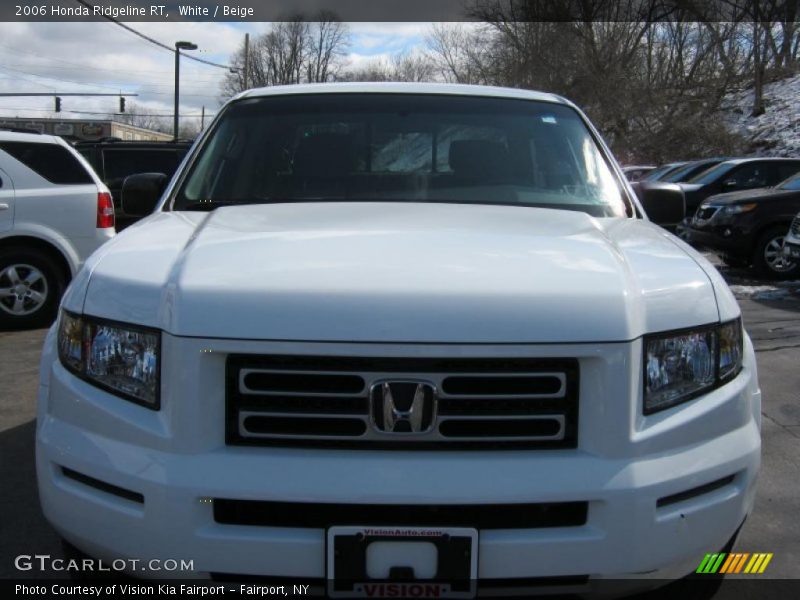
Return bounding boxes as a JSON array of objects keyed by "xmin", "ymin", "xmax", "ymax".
[
  {"xmin": 722, "ymin": 74, "xmax": 800, "ymax": 155},
  {"xmin": 728, "ymin": 284, "xmax": 800, "ymax": 300}
]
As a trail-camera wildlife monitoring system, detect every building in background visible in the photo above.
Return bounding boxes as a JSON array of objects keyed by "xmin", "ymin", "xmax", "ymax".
[{"xmin": 0, "ymin": 117, "xmax": 172, "ymax": 142}]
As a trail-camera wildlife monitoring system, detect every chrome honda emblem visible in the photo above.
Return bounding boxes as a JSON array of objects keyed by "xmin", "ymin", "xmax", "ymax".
[{"xmin": 370, "ymin": 380, "xmax": 436, "ymax": 434}]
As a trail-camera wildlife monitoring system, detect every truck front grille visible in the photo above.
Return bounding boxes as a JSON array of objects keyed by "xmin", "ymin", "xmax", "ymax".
[{"xmin": 226, "ymin": 355, "xmax": 579, "ymax": 449}]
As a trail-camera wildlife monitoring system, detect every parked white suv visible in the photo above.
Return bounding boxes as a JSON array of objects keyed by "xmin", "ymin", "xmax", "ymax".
[
  {"xmin": 0, "ymin": 131, "xmax": 114, "ymax": 328},
  {"xmin": 37, "ymin": 84, "xmax": 760, "ymax": 594}
]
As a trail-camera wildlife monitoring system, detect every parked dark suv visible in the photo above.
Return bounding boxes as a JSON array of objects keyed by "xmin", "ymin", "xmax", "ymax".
[
  {"xmin": 688, "ymin": 171, "xmax": 800, "ymax": 278},
  {"xmin": 75, "ymin": 140, "xmax": 191, "ymax": 229},
  {"xmin": 680, "ymin": 158, "xmax": 800, "ymax": 215}
]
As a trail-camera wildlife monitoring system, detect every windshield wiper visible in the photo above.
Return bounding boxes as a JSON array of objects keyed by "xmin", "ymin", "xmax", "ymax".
[{"xmin": 181, "ymin": 197, "xmax": 308, "ymax": 211}]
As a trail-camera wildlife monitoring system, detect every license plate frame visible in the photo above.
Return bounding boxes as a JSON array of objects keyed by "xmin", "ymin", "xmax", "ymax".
[{"xmin": 326, "ymin": 525, "xmax": 478, "ymax": 599}]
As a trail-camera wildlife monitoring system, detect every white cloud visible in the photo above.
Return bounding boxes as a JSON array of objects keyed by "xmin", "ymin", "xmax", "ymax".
[
  {"xmin": 0, "ymin": 21, "xmax": 442, "ymax": 123},
  {"xmin": 0, "ymin": 21, "xmax": 243, "ymax": 120}
]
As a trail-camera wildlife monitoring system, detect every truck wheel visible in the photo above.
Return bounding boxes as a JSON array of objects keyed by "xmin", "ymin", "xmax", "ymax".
[
  {"xmin": 752, "ymin": 226, "xmax": 799, "ymax": 280},
  {"xmin": 0, "ymin": 248, "xmax": 65, "ymax": 329}
]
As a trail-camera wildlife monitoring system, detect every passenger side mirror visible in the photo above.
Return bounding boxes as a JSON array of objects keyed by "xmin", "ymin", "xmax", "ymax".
[
  {"xmin": 639, "ymin": 183, "xmax": 685, "ymax": 228},
  {"xmin": 121, "ymin": 173, "xmax": 168, "ymax": 217}
]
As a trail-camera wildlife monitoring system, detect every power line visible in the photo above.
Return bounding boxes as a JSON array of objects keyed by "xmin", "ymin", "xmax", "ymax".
[
  {"xmin": 0, "ymin": 63, "xmax": 129, "ymax": 92},
  {"xmin": 73, "ymin": 0, "xmax": 237, "ymax": 72},
  {"xmin": 0, "ymin": 107, "xmax": 213, "ymax": 117},
  {"xmin": 0, "ymin": 93, "xmax": 137, "ymax": 97},
  {"xmin": 2, "ymin": 62, "xmax": 222, "ymax": 82},
  {"xmin": 0, "ymin": 42, "xmax": 215, "ymax": 75}
]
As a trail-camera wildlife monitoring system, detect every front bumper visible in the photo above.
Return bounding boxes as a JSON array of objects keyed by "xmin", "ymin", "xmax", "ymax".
[
  {"xmin": 784, "ymin": 241, "xmax": 800, "ymax": 260},
  {"xmin": 36, "ymin": 330, "xmax": 761, "ymax": 589},
  {"xmin": 686, "ymin": 225, "xmax": 751, "ymax": 257}
]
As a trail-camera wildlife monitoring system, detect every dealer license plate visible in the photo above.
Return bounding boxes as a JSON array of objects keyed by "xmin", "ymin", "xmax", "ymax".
[{"xmin": 326, "ymin": 526, "xmax": 478, "ymax": 599}]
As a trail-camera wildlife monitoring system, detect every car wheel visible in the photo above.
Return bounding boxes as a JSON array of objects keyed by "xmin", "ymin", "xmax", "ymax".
[
  {"xmin": 0, "ymin": 248, "xmax": 65, "ymax": 329},
  {"xmin": 752, "ymin": 226, "xmax": 800, "ymax": 280}
]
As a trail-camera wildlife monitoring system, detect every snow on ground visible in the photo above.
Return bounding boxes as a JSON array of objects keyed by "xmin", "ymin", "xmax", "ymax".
[
  {"xmin": 722, "ymin": 73, "xmax": 800, "ymax": 156},
  {"xmin": 727, "ymin": 285, "xmax": 800, "ymax": 301},
  {"xmin": 703, "ymin": 252, "xmax": 800, "ymax": 301}
]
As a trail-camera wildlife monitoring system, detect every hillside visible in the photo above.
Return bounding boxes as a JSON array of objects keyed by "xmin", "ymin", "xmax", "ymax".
[{"xmin": 722, "ymin": 73, "xmax": 800, "ymax": 157}]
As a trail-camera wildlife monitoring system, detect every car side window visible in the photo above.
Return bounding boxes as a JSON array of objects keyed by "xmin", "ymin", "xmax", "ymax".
[
  {"xmin": 77, "ymin": 148, "xmax": 100, "ymax": 173},
  {"xmin": 0, "ymin": 141, "xmax": 94, "ymax": 184},
  {"xmin": 776, "ymin": 162, "xmax": 800, "ymax": 183},
  {"xmin": 724, "ymin": 163, "xmax": 769, "ymax": 190},
  {"xmin": 103, "ymin": 149, "xmax": 181, "ymax": 181}
]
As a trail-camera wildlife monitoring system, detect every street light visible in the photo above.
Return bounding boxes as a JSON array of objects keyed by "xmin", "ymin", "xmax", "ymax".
[{"xmin": 174, "ymin": 40, "xmax": 198, "ymax": 140}]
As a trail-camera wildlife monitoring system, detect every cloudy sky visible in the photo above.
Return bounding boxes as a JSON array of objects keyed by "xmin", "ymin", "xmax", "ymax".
[{"xmin": 0, "ymin": 21, "xmax": 430, "ymax": 128}]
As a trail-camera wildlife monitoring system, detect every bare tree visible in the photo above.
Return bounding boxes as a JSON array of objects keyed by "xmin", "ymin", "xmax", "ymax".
[
  {"xmin": 116, "ymin": 102, "xmax": 170, "ymax": 134},
  {"xmin": 220, "ymin": 14, "xmax": 350, "ymax": 98},
  {"xmin": 426, "ymin": 23, "xmax": 494, "ymax": 84},
  {"xmin": 390, "ymin": 52, "xmax": 437, "ymax": 82},
  {"xmin": 337, "ymin": 58, "xmax": 394, "ymax": 82},
  {"xmin": 306, "ymin": 12, "xmax": 350, "ymax": 83}
]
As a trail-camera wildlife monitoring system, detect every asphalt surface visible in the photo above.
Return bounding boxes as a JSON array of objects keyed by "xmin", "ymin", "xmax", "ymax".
[{"xmin": 0, "ymin": 259, "xmax": 798, "ymax": 591}]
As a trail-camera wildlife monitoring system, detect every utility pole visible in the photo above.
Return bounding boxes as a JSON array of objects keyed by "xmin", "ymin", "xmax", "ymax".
[
  {"xmin": 243, "ymin": 33, "xmax": 250, "ymax": 90},
  {"xmin": 201, "ymin": 106, "xmax": 205, "ymax": 132},
  {"xmin": 174, "ymin": 41, "xmax": 198, "ymax": 140}
]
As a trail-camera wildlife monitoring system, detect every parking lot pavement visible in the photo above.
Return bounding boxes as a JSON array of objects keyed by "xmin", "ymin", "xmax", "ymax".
[{"xmin": 0, "ymin": 272, "xmax": 798, "ymax": 585}]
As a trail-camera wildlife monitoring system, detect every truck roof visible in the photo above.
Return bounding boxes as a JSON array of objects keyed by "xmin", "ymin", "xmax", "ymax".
[
  {"xmin": 0, "ymin": 130, "xmax": 62, "ymax": 144},
  {"xmin": 238, "ymin": 82, "xmax": 569, "ymax": 105}
]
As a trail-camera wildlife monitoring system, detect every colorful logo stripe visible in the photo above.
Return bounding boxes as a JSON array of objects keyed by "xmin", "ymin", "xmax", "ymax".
[{"xmin": 696, "ymin": 552, "xmax": 773, "ymax": 574}]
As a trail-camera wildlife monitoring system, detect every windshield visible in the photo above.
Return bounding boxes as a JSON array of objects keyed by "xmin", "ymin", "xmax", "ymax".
[
  {"xmin": 688, "ymin": 162, "xmax": 737, "ymax": 185},
  {"xmin": 643, "ymin": 163, "xmax": 683, "ymax": 181},
  {"xmin": 174, "ymin": 94, "xmax": 628, "ymax": 217},
  {"xmin": 778, "ymin": 173, "xmax": 800, "ymax": 191},
  {"xmin": 663, "ymin": 160, "xmax": 721, "ymax": 183}
]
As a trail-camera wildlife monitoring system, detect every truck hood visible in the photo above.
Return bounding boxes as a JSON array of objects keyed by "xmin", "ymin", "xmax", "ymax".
[{"xmin": 77, "ymin": 202, "xmax": 722, "ymax": 343}]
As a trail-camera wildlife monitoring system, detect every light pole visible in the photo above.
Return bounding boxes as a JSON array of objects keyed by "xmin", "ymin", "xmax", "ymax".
[{"xmin": 174, "ymin": 40, "xmax": 198, "ymax": 140}]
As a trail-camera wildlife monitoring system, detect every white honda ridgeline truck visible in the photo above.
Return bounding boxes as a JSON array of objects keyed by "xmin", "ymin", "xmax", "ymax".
[{"xmin": 37, "ymin": 83, "xmax": 760, "ymax": 595}]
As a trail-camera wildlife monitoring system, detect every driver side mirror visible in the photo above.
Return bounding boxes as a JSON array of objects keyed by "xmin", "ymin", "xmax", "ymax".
[
  {"xmin": 639, "ymin": 183, "xmax": 685, "ymax": 228},
  {"xmin": 121, "ymin": 173, "xmax": 168, "ymax": 217}
]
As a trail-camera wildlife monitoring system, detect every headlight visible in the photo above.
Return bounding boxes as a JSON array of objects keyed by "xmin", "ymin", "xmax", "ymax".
[
  {"xmin": 57, "ymin": 311, "xmax": 160, "ymax": 409},
  {"xmin": 644, "ymin": 319, "xmax": 743, "ymax": 415},
  {"xmin": 719, "ymin": 319, "xmax": 744, "ymax": 381},
  {"xmin": 722, "ymin": 203, "xmax": 757, "ymax": 215}
]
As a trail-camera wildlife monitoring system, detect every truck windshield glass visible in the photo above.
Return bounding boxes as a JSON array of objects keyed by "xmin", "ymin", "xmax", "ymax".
[{"xmin": 175, "ymin": 94, "xmax": 628, "ymax": 217}]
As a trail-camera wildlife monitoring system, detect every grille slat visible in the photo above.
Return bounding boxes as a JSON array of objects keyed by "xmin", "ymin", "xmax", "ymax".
[
  {"xmin": 241, "ymin": 413, "xmax": 368, "ymax": 438},
  {"xmin": 441, "ymin": 373, "xmax": 566, "ymax": 398},
  {"xmin": 213, "ymin": 499, "xmax": 588, "ymax": 529},
  {"xmin": 240, "ymin": 369, "xmax": 366, "ymax": 396},
  {"xmin": 226, "ymin": 355, "xmax": 579, "ymax": 449}
]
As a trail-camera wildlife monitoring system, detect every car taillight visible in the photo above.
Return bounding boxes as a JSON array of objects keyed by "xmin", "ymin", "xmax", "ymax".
[{"xmin": 96, "ymin": 192, "xmax": 115, "ymax": 229}]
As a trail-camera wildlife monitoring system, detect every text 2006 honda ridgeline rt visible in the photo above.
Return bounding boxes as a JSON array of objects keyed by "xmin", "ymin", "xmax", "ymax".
[{"xmin": 37, "ymin": 83, "xmax": 760, "ymax": 594}]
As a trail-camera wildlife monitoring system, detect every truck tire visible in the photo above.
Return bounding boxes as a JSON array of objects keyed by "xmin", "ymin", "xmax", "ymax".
[
  {"xmin": 0, "ymin": 248, "xmax": 65, "ymax": 329},
  {"xmin": 752, "ymin": 225, "xmax": 800, "ymax": 280}
]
